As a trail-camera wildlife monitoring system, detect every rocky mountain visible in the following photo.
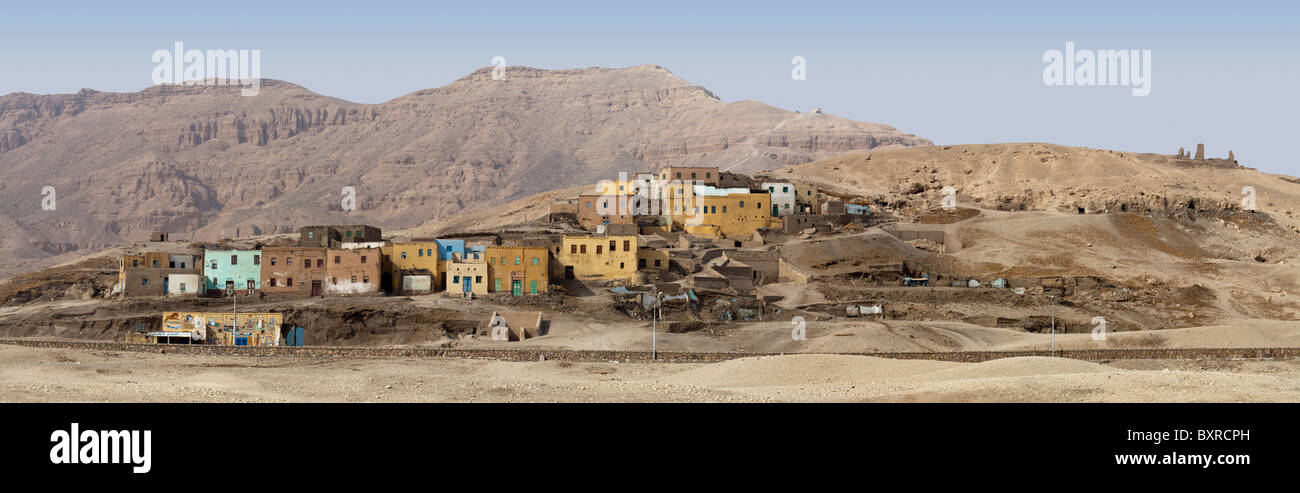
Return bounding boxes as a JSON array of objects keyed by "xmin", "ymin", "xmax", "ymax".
[{"xmin": 0, "ymin": 64, "xmax": 929, "ymax": 276}]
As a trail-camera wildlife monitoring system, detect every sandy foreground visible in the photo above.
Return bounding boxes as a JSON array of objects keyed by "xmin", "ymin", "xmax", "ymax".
[{"xmin": 3, "ymin": 344, "xmax": 1300, "ymax": 402}]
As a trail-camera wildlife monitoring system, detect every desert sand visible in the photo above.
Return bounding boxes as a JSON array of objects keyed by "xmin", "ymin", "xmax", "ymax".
[{"xmin": 4, "ymin": 344, "xmax": 1299, "ymax": 403}]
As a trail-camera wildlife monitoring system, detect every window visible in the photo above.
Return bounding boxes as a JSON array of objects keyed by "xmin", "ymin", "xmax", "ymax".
[
  {"xmin": 784, "ymin": 204, "xmax": 790, "ymax": 209},
  {"xmin": 212, "ymin": 277, "xmax": 217, "ymax": 285},
  {"xmin": 287, "ymin": 257, "xmax": 293, "ymax": 265},
  {"xmin": 675, "ymin": 172, "xmax": 682, "ymax": 179},
  {"xmin": 514, "ymin": 256, "xmax": 520, "ymax": 265},
  {"xmin": 609, "ymin": 240, "xmax": 616, "ymax": 252},
  {"xmin": 307, "ymin": 231, "xmax": 314, "ymax": 239},
  {"xmin": 445, "ymin": 246, "xmax": 453, "ymax": 253},
  {"xmin": 623, "ymin": 240, "xmax": 630, "ymax": 251},
  {"xmin": 350, "ymin": 275, "xmax": 357, "ymax": 283},
  {"xmin": 580, "ymin": 245, "xmax": 587, "ymax": 254},
  {"xmin": 722, "ymin": 206, "xmax": 727, "ymax": 213},
  {"xmin": 169, "ymin": 261, "xmax": 176, "ymax": 268},
  {"xmin": 501, "ymin": 257, "xmax": 507, "ymax": 264},
  {"xmin": 141, "ymin": 278, "xmax": 148, "ymax": 286},
  {"xmin": 152, "ymin": 260, "xmax": 159, "ymax": 268},
  {"xmin": 304, "ymin": 259, "xmax": 310, "ymax": 268},
  {"xmin": 231, "ymin": 255, "xmax": 238, "ymax": 265},
  {"xmin": 401, "ymin": 251, "xmax": 407, "ymax": 259},
  {"xmin": 334, "ymin": 256, "xmax": 341, "ymax": 264},
  {"xmin": 132, "ymin": 260, "xmax": 138, "ymax": 267},
  {"xmin": 489, "ymin": 257, "xmax": 494, "ymax": 264},
  {"xmin": 286, "ymin": 278, "xmax": 293, "ymax": 287},
  {"xmin": 570, "ymin": 245, "xmax": 578, "ymax": 254},
  {"xmin": 783, "ymin": 186, "xmax": 789, "ymax": 193},
  {"xmin": 758, "ymin": 202, "xmax": 763, "ymax": 208},
  {"xmin": 315, "ymin": 259, "xmax": 323, "ymax": 268},
  {"xmin": 211, "ymin": 261, "xmax": 218, "ymax": 270},
  {"xmin": 362, "ymin": 276, "xmax": 369, "ymax": 283},
  {"xmin": 619, "ymin": 262, "xmax": 625, "ymax": 269},
  {"xmin": 253, "ymin": 255, "xmax": 260, "ymax": 265},
  {"xmin": 691, "ymin": 172, "xmax": 697, "ymax": 179},
  {"xmin": 739, "ymin": 201, "xmax": 744, "ymax": 208},
  {"xmin": 453, "ymin": 276, "xmax": 460, "ymax": 284},
  {"xmin": 360, "ymin": 255, "xmax": 367, "ymax": 264},
  {"xmin": 654, "ymin": 259, "xmax": 662, "ymax": 267},
  {"xmin": 269, "ymin": 278, "xmax": 277, "ymax": 287},
  {"xmin": 586, "ymin": 201, "xmax": 592, "ymax": 209},
  {"xmin": 711, "ymin": 206, "xmax": 717, "ymax": 213},
  {"xmin": 346, "ymin": 230, "xmax": 353, "ymax": 237},
  {"xmin": 475, "ymin": 276, "xmax": 482, "ymax": 283},
  {"xmin": 596, "ymin": 245, "xmax": 603, "ymax": 254},
  {"xmin": 768, "ymin": 186, "xmax": 774, "ymax": 192},
  {"xmin": 639, "ymin": 258, "xmax": 646, "ymax": 268},
  {"xmin": 418, "ymin": 249, "xmax": 423, "ymax": 257},
  {"xmin": 532, "ymin": 257, "xmax": 539, "ymax": 265},
  {"xmin": 706, "ymin": 172, "xmax": 712, "ymax": 178}
]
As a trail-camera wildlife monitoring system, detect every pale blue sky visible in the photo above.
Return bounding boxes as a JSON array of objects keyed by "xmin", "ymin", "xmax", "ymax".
[{"xmin": 2, "ymin": 1, "xmax": 1296, "ymax": 174}]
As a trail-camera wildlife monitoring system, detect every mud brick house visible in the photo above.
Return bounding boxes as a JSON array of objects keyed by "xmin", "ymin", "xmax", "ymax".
[
  {"xmin": 260, "ymin": 246, "xmax": 329, "ymax": 296},
  {"xmin": 324, "ymin": 247, "xmax": 381, "ymax": 295},
  {"xmin": 117, "ymin": 252, "xmax": 203, "ymax": 297},
  {"xmin": 299, "ymin": 225, "xmax": 382, "ymax": 248},
  {"xmin": 577, "ymin": 188, "xmax": 635, "ymax": 231},
  {"xmin": 658, "ymin": 166, "xmax": 720, "ymax": 186},
  {"xmin": 794, "ymin": 184, "xmax": 820, "ymax": 213},
  {"xmin": 444, "ymin": 254, "xmax": 488, "ymax": 296},
  {"xmin": 484, "ymin": 246, "xmax": 549, "ymax": 295},
  {"xmin": 554, "ymin": 235, "xmax": 638, "ymax": 281}
]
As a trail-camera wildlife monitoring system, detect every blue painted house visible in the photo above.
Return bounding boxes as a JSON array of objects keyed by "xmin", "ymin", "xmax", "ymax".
[{"xmin": 203, "ymin": 249, "xmax": 263, "ymax": 295}]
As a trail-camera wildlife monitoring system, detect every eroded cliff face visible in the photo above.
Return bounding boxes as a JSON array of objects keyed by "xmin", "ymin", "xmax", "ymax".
[{"xmin": 0, "ymin": 65, "xmax": 930, "ymax": 274}]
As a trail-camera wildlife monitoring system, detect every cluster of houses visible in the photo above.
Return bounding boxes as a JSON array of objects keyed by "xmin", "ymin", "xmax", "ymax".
[{"xmin": 116, "ymin": 166, "xmax": 870, "ymax": 303}]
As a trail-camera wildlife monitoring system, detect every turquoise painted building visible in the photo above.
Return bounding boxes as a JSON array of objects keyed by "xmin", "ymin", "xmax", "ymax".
[{"xmin": 203, "ymin": 249, "xmax": 263, "ymax": 294}]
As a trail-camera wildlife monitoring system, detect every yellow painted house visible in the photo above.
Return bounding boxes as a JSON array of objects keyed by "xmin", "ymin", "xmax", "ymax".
[
  {"xmin": 484, "ymin": 246, "xmax": 549, "ymax": 295},
  {"xmin": 669, "ymin": 185, "xmax": 775, "ymax": 238},
  {"xmin": 382, "ymin": 241, "xmax": 442, "ymax": 293},
  {"xmin": 555, "ymin": 235, "xmax": 638, "ymax": 281}
]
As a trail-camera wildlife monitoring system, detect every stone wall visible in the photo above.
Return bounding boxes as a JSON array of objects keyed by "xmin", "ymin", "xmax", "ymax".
[{"xmin": 4, "ymin": 338, "xmax": 1300, "ymax": 364}]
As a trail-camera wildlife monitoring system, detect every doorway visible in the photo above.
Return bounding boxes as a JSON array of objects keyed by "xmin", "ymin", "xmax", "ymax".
[
  {"xmin": 511, "ymin": 280, "xmax": 522, "ymax": 296},
  {"xmin": 310, "ymin": 280, "xmax": 323, "ymax": 297}
]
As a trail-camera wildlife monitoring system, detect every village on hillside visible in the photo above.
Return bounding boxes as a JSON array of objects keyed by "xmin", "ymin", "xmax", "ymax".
[{"xmin": 111, "ymin": 165, "xmax": 909, "ymax": 346}]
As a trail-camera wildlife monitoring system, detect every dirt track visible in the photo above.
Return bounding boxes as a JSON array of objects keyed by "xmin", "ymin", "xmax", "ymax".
[{"xmin": 5, "ymin": 343, "xmax": 1300, "ymax": 403}]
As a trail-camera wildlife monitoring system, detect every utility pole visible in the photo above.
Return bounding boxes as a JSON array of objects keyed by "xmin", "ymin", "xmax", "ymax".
[
  {"xmin": 652, "ymin": 292, "xmax": 662, "ymax": 360},
  {"xmin": 1049, "ymin": 295, "xmax": 1056, "ymax": 357},
  {"xmin": 230, "ymin": 285, "xmax": 238, "ymax": 346}
]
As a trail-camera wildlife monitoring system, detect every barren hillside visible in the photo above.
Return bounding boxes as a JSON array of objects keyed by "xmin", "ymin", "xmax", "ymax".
[
  {"xmin": 768, "ymin": 143, "xmax": 1300, "ymax": 324},
  {"xmin": 0, "ymin": 64, "xmax": 930, "ymax": 277}
]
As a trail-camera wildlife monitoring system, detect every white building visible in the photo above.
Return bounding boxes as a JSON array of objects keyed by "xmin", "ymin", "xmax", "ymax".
[{"xmin": 762, "ymin": 182, "xmax": 797, "ymax": 216}]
